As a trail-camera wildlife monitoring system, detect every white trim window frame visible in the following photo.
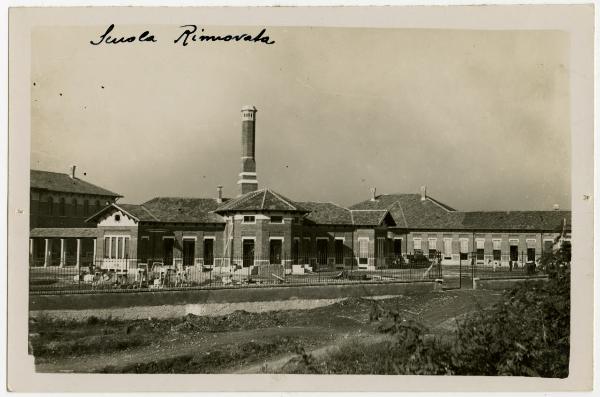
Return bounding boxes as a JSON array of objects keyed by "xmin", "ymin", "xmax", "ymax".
[
  {"xmin": 358, "ymin": 237, "xmax": 369, "ymax": 264},
  {"xmin": 103, "ymin": 235, "xmax": 130, "ymax": 259},
  {"xmin": 413, "ymin": 238, "xmax": 422, "ymax": 251},
  {"xmin": 242, "ymin": 215, "xmax": 256, "ymax": 224}
]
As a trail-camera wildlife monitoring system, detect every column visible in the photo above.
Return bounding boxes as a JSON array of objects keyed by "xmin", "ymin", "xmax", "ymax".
[
  {"xmin": 29, "ymin": 239, "xmax": 33, "ymax": 266},
  {"xmin": 76, "ymin": 238, "xmax": 81, "ymax": 269},
  {"xmin": 92, "ymin": 238, "xmax": 97, "ymax": 265},
  {"xmin": 59, "ymin": 238, "xmax": 65, "ymax": 267},
  {"xmin": 44, "ymin": 238, "xmax": 49, "ymax": 267}
]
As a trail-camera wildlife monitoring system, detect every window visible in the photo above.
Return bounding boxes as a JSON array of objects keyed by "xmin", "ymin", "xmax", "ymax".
[
  {"xmin": 292, "ymin": 238, "xmax": 300, "ymax": 264},
  {"xmin": 413, "ymin": 238, "xmax": 422, "ymax": 251},
  {"xmin": 376, "ymin": 238, "xmax": 386, "ymax": 260},
  {"xmin": 182, "ymin": 239, "xmax": 195, "ymax": 267},
  {"xmin": 334, "ymin": 239, "xmax": 344, "ymax": 265},
  {"xmin": 316, "ymin": 239, "xmax": 328, "ymax": 266},
  {"xmin": 492, "ymin": 239, "xmax": 501, "ymax": 261},
  {"xmin": 393, "ymin": 238, "xmax": 402, "ymax": 257},
  {"xmin": 47, "ymin": 196, "xmax": 54, "ymax": 215},
  {"xmin": 443, "ymin": 238, "xmax": 452, "ymax": 259},
  {"xmin": 428, "ymin": 238, "xmax": 437, "ymax": 259},
  {"xmin": 95, "ymin": 200, "xmax": 101, "ymax": 212},
  {"xmin": 510, "ymin": 240, "xmax": 519, "ymax": 261},
  {"xmin": 269, "ymin": 239, "xmax": 283, "ymax": 265},
  {"xmin": 270, "ymin": 216, "xmax": 283, "ymax": 223},
  {"xmin": 459, "ymin": 239, "xmax": 468, "ymax": 260},
  {"xmin": 203, "ymin": 238, "xmax": 214, "ymax": 266},
  {"xmin": 103, "ymin": 236, "xmax": 130, "ymax": 259},
  {"xmin": 59, "ymin": 198, "xmax": 66, "ymax": 216},
  {"xmin": 243, "ymin": 215, "xmax": 255, "ymax": 223},
  {"xmin": 163, "ymin": 238, "xmax": 174, "ymax": 266},
  {"xmin": 476, "ymin": 239, "xmax": 485, "ymax": 261},
  {"xmin": 526, "ymin": 239, "xmax": 536, "ymax": 262},
  {"xmin": 302, "ymin": 238, "xmax": 311, "ymax": 264},
  {"xmin": 71, "ymin": 198, "xmax": 78, "ymax": 216},
  {"xmin": 543, "ymin": 239, "xmax": 554, "ymax": 253},
  {"xmin": 115, "ymin": 214, "xmax": 121, "ymax": 222},
  {"xmin": 358, "ymin": 238, "xmax": 369, "ymax": 265},
  {"xmin": 83, "ymin": 199, "xmax": 89, "ymax": 216}
]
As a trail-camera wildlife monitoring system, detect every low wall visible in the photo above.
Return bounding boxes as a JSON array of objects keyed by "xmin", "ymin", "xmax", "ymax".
[
  {"xmin": 473, "ymin": 276, "xmax": 548, "ymax": 290},
  {"xmin": 29, "ymin": 281, "xmax": 435, "ymax": 320}
]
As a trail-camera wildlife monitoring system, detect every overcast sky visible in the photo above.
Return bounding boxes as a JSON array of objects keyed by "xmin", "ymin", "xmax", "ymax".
[{"xmin": 31, "ymin": 25, "xmax": 570, "ymax": 211}]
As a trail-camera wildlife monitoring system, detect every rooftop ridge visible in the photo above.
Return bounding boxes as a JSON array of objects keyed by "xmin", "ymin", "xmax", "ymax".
[{"xmin": 268, "ymin": 189, "xmax": 302, "ymax": 210}]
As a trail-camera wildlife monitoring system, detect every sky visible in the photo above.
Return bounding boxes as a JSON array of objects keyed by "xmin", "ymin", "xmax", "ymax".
[{"xmin": 31, "ymin": 25, "xmax": 571, "ymax": 211}]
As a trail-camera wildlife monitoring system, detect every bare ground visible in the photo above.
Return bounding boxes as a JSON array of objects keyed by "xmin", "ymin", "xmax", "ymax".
[{"xmin": 31, "ymin": 289, "xmax": 503, "ymax": 373}]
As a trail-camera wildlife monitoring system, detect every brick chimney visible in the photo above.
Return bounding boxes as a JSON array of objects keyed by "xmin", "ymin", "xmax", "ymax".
[
  {"xmin": 216, "ymin": 185, "xmax": 223, "ymax": 203},
  {"xmin": 70, "ymin": 165, "xmax": 76, "ymax": 179},
  {"xmin": 238, "ymin": 105, "xmax": 258, "ymax": 196},
  {"xmin": 420, "ymin": 185, "xmax": 427, "ymax": 201}
]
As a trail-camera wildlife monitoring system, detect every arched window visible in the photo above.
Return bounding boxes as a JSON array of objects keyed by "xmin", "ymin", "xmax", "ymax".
[
  {"xmin": 71, "ymin": 198, "xmax": 78, "ymax": 217},
  {"xmin": 95, "ymin": 199, "xmax": 101, "ymax": 212},
  {"xmin": 47, "ymin": 196, "xmax": 54, "ymax": 216},
  {"xmin": 59, "ymin": 197, "xmax": 66, "ymax": 216},
  {"xmin": 83, "ymin": 199, "xmax": 89, "ymax": 216}
]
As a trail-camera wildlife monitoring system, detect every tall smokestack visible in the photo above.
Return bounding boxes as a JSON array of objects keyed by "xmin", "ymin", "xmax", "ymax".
[
  {"xmin": 238, "ymin": 105, "xmax": 258, "ymax": 196},
  {"xmin": 216, "ymin": 185, "xmax": 223, "ymax": 203},
  {"xmin": 370, "ymin": 187, "xmax": 377, "ymax": 201},
  {"xmin": 420, "ymin": 185, "xmax": 427, "ymax": 201},
  {"xmin": 70, "ymin": 165, "xmax": 76, "ymax": 179}
]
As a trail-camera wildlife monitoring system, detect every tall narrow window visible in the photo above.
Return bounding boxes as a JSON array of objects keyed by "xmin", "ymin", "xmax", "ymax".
[
  {"xmin": 95, "ymin": 199, "xmax": 101, "ymax": 213},
  {"xmin": 413, "ymin": 238, "xmax": 422, "ymax": 252},
  {"xmin": 203, "ymin": 238, "xmax": 214, "ymax": 267},
  {"xmin": 59, "ymin": 197, "xmax": 66, "ymax": 216},
  {"xmin": 83, "ymin": 199, "xmax": 89, "ymax": 216},
  {"xmin": 110, "ymin": 236, "xmax": 117, "ymax": 258},
  {"xmin": 182, "ymin": 239, "xmax": 195, "ymax": 267},
  {"xmin": 292, "ymin": 238, "xmax": 300, "ymax": 265},
  {"xmin": 509, "ymin": 240, "xmax": 519, "ymax": 261},
  {"xmin": 71, "ymin": 198, "xmax": 78, "ymax": 217},
  {"xmin": 334, "ymin": 239, "xmax": 344, "ymax": 265},
  {"xmin": 302, "ymin": 238, "xmax": 311, "ymax": 264},
  {"xmin": 460, "ymin": 239, "xmax": 469, "ymax": 260},
  {"xmin": 316, "ymin": 239, "xmax": 328, "ymax": 266},
  {"xmin": 269, "ymin": 239, "xmax": 283, "ymax": 265},
  {"xmin": 443, "ymin": 238, "xmax": 452, "ymax": 259},
  {"xmin": 393, "ymin": 239, "xmax": 402, "ymax": 257},
  {"xmin": 358, "ymin": 238, "xmax": 369, "ymax": 265},
  {"xmin": 526, "ymin": 239, "xmax": 536, "ymax": 262},
  {"xmin": 476, "ymin": 239, "xmax": 485, "ymax": 261},
  {"xmin": 492, "ymin": 239, "xmax": 501, "ymax": 261},
  {"xmin": 163, "ymin": 238, "xmax": 174, "ymax": 266},
  {"xmin": 428, "ymin": 238, "xmax": 437, "ymax": 259},
  {"xmin": 104, "ymin": 237, "xmax": 110, "ymax": 258},
  {"xmin": 47, "ymin": 196, "xmax": 54, "ymax": 215}
]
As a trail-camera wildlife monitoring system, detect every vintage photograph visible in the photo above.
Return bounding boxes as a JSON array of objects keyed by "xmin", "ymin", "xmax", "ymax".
[{"xmin": 7, "ymin": 5, "xmax": 594, "ymax": 392}]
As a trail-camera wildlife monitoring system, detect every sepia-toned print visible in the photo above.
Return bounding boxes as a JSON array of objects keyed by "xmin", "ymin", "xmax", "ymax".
[{"xmin": 7, "ymin": 5, "xmax": 594, "ymax": 392}]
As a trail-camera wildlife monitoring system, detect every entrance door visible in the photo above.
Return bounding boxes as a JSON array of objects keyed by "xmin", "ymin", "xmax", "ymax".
[
  {"xmin": 163, "ymin": 238, "xmax": 174, "ymax": 267},
  {"xmin": 242, "ymin": 239, "xmax": 255, "ymax": 267},
  {"xmin": 182, "ymin": 239, "xmax": 195, "ymax": 267},
  {"xmin": 203, "ymin": 239, "xmax": 214, "ymax": 267},
  {"xmin": 269, "ymin": 239, "xmax": 282, "ymax": 265},
  {"xmin": 510, "ymin": 245, "xmax": 519, "ymax": 261},
  {"xmin": 49, "ymin": 238, "xmax": 61, "ymax": 266}
]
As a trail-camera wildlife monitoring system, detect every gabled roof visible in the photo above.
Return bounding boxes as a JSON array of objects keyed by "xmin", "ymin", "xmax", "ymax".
[
  {"xmin": 350, "ymin": 194, "xmax": 460, "ymax": 229},
  {"xmin": 31, "ymin": 170, "xmax": 121, "ymax": 197},
  {"xmin": 142, "ymin": 197, "xmax": 226, "ymax": 223},
  {"xmin": 350, "ymin": 210, "xmax": 395, "ymax": 226},
  {"xmin": 214, "ymin": 188, "xmax": 308, "ymax": 214},
  {"xmin": 300, "ymin": 202, "xmax": 353, "ymax": 225},
  {"xmin": 86, "ymin": 198, "xmax": 227, "ymax": 224}
]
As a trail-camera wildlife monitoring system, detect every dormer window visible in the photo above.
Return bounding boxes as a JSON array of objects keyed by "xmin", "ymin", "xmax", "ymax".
[
  {"xmin": 243, "ymin": 215, "xmax": 255, "ymax": 224},
  {"xmin": 270, "ymin": 216, "xmax": 283, "ymax": 224},
  {"xmin": 115, "ymin": 214, "xmax": 121, "ymax": 222}
]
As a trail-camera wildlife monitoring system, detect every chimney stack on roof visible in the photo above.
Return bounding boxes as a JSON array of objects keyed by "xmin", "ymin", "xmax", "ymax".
[
  {"xmin": 553, "ymin": 204, "xmax": 560, "ymax": 211},
  {"xmin": 70, "ymin": 165, "xmax": 76, "ymax": 179},
  {"xmin": 370, "ymin": 187, "xmax": 377, "ymax": 201},
  {"xmin": 420, "ymin": 185, "xmax": 427, "ymax": 201},
  {"xmin": 238, "ymin": 105, "xmax": 258, "ymax": 196},
  {"xmin": 217, "ymin": 185, "xmax": 223, "ymax": 203}
]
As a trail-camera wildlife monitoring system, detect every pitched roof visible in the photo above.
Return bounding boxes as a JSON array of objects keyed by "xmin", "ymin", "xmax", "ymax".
[
  {"xmin": 350, "ymin": 210, "xmax": 394, "ymax": 226},
  {"xmin": 30, "ymin": 228, "xmax": 100, "ymax": 238},
  {"xmin": 86, "ymin": 198, "xmax": 227, "ymax": 224},
  {"xmin": 460, "ymin": 211, "xmax": 572, "ymax": 231},
  {"xmin": 350, "ymin": 194, "xmax": 461, "ymax": 229},
  {"xmin": 300, "ymin": 202, "xmax": 353, "ymax": 225},
  {"xmin": 142, "ymin": 197, "xmax": 226, "ymax": 223},
  {"xmin": 349, "ymin": 193, "xmax": 571, "ymax": 231},
  {"xmin": 214, "ymin": 188, "xmax": 308, "ymax": 214},
  {"xmin": 31, "ymin": 170, "xmax": 121, "ymax": 197}
]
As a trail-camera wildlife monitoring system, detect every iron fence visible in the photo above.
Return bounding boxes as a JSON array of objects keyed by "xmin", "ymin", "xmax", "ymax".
[
  {"xmin": 443, "ymin": 251, "xmax": 555, "ymax": 280},
  {"xmin": 29, "ymin": 252, "xmax": 443, "ymax": 294}
]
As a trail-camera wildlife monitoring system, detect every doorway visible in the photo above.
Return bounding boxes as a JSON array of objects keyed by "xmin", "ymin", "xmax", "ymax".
[
  {"xmin": 242, "ymin": 239, "xmax": 255, "ymax": 267},
  {"xmin": 269, "ymin": 239, "xmax": 282, "ymax": 265},
  {"xmin": 182, "ymin": 239, "xmax": 195, "ymax": 267}
]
